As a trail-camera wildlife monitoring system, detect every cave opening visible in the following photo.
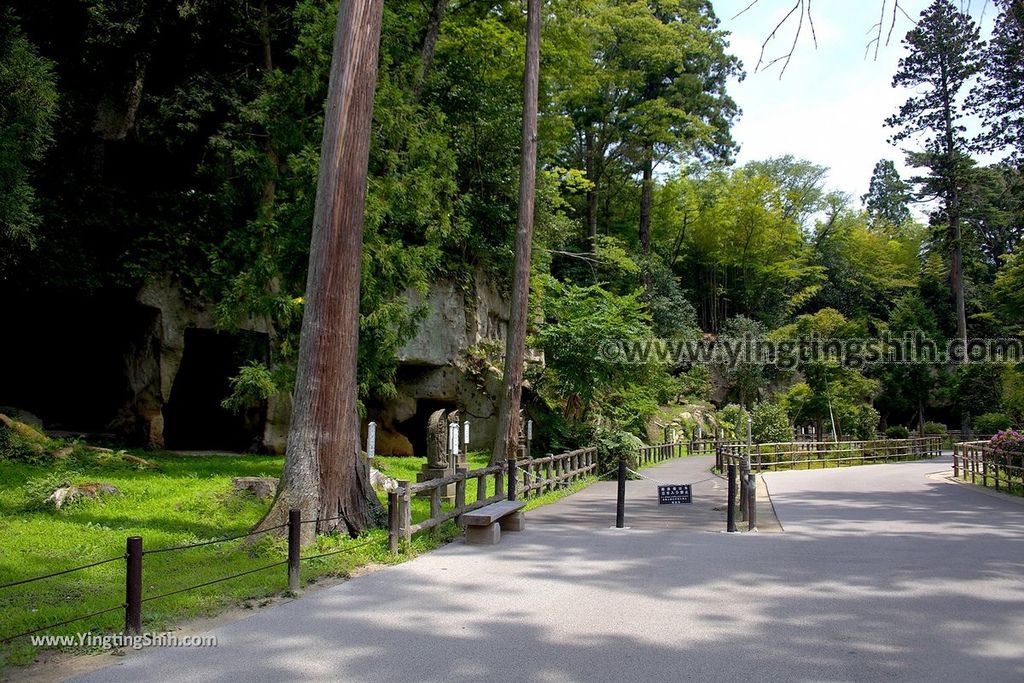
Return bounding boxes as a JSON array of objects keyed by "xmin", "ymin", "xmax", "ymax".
[
  {"xmin": 398, "ymin": 398, "xmax": 457, "ymax": 459},
  {"xmin": 162, "ymin": 328, "xmax": 267, "ymax": 451}
]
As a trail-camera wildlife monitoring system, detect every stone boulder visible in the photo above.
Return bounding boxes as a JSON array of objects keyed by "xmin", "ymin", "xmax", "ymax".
[
  {"xmin": 232, "ymin": 477, "xmax": 279, "ymax": 500},
  {"xmin": 47, "ymin": 483, "xmax": 121, "ymax": 509}
]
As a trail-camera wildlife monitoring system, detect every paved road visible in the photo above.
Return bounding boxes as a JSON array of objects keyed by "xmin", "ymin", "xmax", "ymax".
[{"xmin": 73, "ymin": 457, "xmax": 1024, "ymax": 682}]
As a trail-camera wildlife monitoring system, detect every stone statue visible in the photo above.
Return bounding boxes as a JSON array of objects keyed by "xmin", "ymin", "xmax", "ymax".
[{"xmin": 425, "ymin": 409, "xmax": 449, "ymax": 470}]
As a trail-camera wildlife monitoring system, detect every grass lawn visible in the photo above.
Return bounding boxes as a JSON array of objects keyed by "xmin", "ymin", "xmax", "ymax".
[{"xmin": 0, "ymin": 448, "xmax": 584, "ymax": 672}]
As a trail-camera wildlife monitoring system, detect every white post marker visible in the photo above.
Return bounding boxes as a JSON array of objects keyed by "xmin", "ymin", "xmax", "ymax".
[
  {"xmin": 367, "ymin": 421, "xmax": 377, "ymax": 460},
  {"xmin": 449, "ymin": 422, "xmax": 459, "ymax": 456},
  {"xmin": 697, "ymin": 425, "xmax": 703, "ymax": 440},
  {"xmin": 463, "ymin": 420, "xmax": 470, "ymax": 446}
]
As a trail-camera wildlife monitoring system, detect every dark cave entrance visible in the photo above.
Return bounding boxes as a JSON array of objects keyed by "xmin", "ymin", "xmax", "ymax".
[
  {"xmin": 399, "ymin": 398, "xmax": 457, "ymax": 459},
  {"xmin": 162, "ymin": 328, "xmax": 267, "ymax": 451}
]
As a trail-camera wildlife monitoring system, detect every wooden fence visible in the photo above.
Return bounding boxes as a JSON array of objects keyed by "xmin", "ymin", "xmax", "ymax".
[
  {"xmin": 953, "ymin": 441, "xmax": 1024, "ymax": 495},
  {"xmin": 637, "ymin": 442, "xmax": 684, "ymax": 467},
  {"xmin": 718, "ymin": 436, "xmax": 942, "ymax": 472},
  {"xmin": 387, "ymin": 448, "xmax": 598, "ymax": 551}
]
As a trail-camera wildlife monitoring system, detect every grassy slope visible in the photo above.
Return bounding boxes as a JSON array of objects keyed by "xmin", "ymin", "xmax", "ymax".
[{"xmin": 0, "ymin": 449, "xmax": 590, "ymax": 669}]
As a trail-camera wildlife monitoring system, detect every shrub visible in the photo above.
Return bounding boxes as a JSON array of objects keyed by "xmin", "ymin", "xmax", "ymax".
[
  {"xmin": 922, "ymin": 421, "xmax": 947, "ymax": 435},
  {"xmin": 0, "ymin": 422, "xmax": 46, "ymax": 462},
  {"xmin": 885, "ymin": 425, "xmax": 910, "ymax": 439},
  {"xmin": 975, "ymin": 412, "xmax": 1012, "ymax": 434},
  {"xmin": 751, "ymin": 402, "xmax": 791, "ymax": 444},
  {"xmin": 718, "ymin": 404, "xmax": 750, "ymax": 440},
  {"xmin": 851, "ymin": 405, "xmax": 880, "ymax": 440},
  {"xmin": 987, "ymin": 430, "xmax": 1024, "ymax": 468},
  {"xmin": 593, "ymin": 426, "xmax": 642, "ymax": 473}
]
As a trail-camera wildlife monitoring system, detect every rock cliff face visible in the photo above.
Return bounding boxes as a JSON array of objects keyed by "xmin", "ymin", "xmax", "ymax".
[
  {"xmin": 372, "ymin": 268, "xmax": 519, "ymax": 457},
  {"xmin": 117, "ymin": 268, "xmax": 525, "ymax": 456}
]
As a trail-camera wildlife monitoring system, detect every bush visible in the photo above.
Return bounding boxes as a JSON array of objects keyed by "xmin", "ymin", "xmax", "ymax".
[
  {"xmin": 593, "ymin": 426, "xmax": 642, "ymax": 473},
  {"xmin": 885, "ymin": 425, "xmax": 910, "ymax": 439},
  {"xmin": 0, "ymin": 422, "xmax": 46, "ymax": 463},
  {"xmin": 975, "ymin": 412, "xmax": 1012, "ymax": 434},
  {"xmin": 751, "ymin": 402, "xmax": 791, "ymax": 444},
  {"xmin": 851, "ymin": 405, "xmax": 880, "ymax": 440},
  {"xmin": 987, "ymin": 430, "xmax": 1024, "ymax": 468},
  {"xmin": 922, "ymin": 421, "xmax": 946, "ymax": 435},
  {"xmin": 718, "ymin": 404, "xmax": 750, "ymax": 440}
]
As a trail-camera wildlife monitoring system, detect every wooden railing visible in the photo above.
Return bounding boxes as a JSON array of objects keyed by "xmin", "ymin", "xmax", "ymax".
[
  {"xmin": 718, "ymin": 437, "xmax": 942, "ymax": 472},
  {"xmin": 953, "ymin": 441, "xmax": 1024, "ymax": 495},
  {"xmin": 387, "ymin": 448, "xmax": 598, "ymax": 551},
  {"xmin": 636, "ymin": 442, "xmax": 684, "ymax": 467},
  {"xmin": 691, "ymin": 438, "xmax": 745, "ymax": 458},
  {"xmin": 514, "ymin": 447, "xmax": 598, "ymax": 497}
]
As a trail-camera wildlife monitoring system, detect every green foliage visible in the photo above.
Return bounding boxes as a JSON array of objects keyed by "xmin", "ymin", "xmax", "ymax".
[
  {"xmin": 975, "ymin": 412, "xmax": 1012, "ymax": 434},
  {"xmin": 593, "ymin": 426, "xmax": 642, "ymax": 473},
  {"xmin": 0, "ymin": 9, "xmax": 57, "ymax": 248},
  {"xmin": 862, "ymin": 159, "xmax": 912, "ymax": 230},
  {"xmin": 533, "ymin": 278, "xmax": 661, "ymax": 433},
  {"xmin": 222, "ymin": 361, "xmax": 280, "ymax": 413},
  {"xmin": 885, "ymin": 425, "xmax": 911, "ymax": 439},
  {"xmin": 922, "ymin": 421, "xmax": 947, "ymax": 435},
  {"xmin": 718, "ymin": 404, "xmax": 750, "ymax": 439},
  {"xmin": 972, "ymin": 2, "xmax": 1024, "ymax": 158},
  {"xmin": 751, "ymin": 402, "xmax": 791, "ymax": 444}
]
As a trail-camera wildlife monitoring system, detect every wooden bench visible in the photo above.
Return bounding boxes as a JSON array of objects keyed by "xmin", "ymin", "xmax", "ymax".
[{"xmin": 462, "ymin": 500, "xmax": 527, "ymax": 545}]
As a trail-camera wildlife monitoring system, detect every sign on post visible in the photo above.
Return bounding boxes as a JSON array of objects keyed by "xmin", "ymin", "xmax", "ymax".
[
  {"xmin": 367, "ymin": 421, "xmax": 376, "ymax": 459},
  {"xmin": 658, "ymin": 484, "xmax": 692, "ymax": 505}
]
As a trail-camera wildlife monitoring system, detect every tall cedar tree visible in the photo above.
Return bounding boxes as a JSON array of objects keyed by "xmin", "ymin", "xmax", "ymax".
[
  {"xmin": 885, "ymin": 0, "xmax": 982, "ymax": 348},
  {"xmin": 492, "ymin": 0, "xmax": 542, "ymax": 465},
  {"xmin": 862, "ymin": 159, "xmax": 912, "ymax": 231},
  {"xmin": 972, "ymin": 1, "xmax": 1024, "ymax": 159},
  {"xmin": 257, "ymin": 0, "xmax": 385, "ymax": 540}
]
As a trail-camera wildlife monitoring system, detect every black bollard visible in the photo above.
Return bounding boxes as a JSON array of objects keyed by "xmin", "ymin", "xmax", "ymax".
[
  {"xmin": 288, "ymin": 508, "xmax": 301, "ymax": 592},
  {"xmin": 615, "ymin": 456, "xmax": 626, "ymax": 528},
  {"xmin": 727, "ymin": 464, "xmax": 737, "ymax": 533},
  {"xmin": 125, "ymin": 536, "xmax": 143, "ymax": 635}
]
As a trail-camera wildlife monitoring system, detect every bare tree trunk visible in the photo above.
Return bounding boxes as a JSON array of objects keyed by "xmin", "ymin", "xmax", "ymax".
[
  {"xmin": 639, "ymin": 147, "xmax": 653, "ymax": 258},
  {"xmin": 491, "ymin": 0, "xmax": 541, "ymax": 466},
  {"xmin": 256, "ymin": 0, "xmax": 385, "ymax": 541},
  {"xmin": 585, "ymin": 129, "xmax": 598, "ymax": 243},
  {"xmin": 413, "ymin": 0, "xmax": 450, "ymax": 100}
]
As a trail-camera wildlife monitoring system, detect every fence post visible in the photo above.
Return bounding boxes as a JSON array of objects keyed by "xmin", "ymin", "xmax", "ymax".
[
  {"xmin": 727, "ymin": 464, "xmax": 737, "ymax": 533},
  {"xmin": 125, "ymin": 536, "xmax": 142, "ymax": 635},
  {"xmin": 454, "ymin": 467, "xmax": 467, "ymax": 527},
  {"xmin": 288, "ymin": 508, "xmax": 301, "ymax": 592},
  {"xmin": 387, "ymin": 491, "xmax": 400, "ymax": 552},
  {"xmin": 747, "ymin": 473, "xmax": 758, "ymax": 532},
  {"xmin": 952, "ymin": 445, "xmax": 959, "ymax": 479},
  {"xmin": 615, "ymin": 456, "xmax": 626, "ymax": 529},
  {"xmin": 507, "ymin": 458, "xmax": 517, "ymax": 501},
  {"xmin": 398, "ymin": 481, "xmax": 411, "ymax": 543}
]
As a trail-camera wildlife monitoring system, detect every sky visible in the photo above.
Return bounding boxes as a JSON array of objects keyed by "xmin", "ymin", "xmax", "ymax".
[{"xmin": 711, "ymin": 0, "xmax": 999, "ymax": 205}]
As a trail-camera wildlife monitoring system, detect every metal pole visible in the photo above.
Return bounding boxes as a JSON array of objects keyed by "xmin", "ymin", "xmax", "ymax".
[
  {"xmin": 739, "ymin": 456, "xmax": 749, "ymax": 522},
  {"xmin": 727, "ymin": 463, "xmax": 737, "ymax": 533},
  {"xmin": 615, "ymin": 456, "xmax": 626, "ymax": 528},
  {"xmin": 747, "ymin": 473, "xmax": 758, "ymax": 531},
  {"xmin": 125, "ymin": 536, "xmax": 142, "ymax": 635},
  {"xmin": 288, "ymin": 508, "xmax": 301, "ymax": 591}
]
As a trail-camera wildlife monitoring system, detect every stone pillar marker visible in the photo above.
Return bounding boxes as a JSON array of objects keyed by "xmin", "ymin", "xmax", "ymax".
[{"xmin": 367, "ymin": 421, "xmax": 376, "ymax": 460}]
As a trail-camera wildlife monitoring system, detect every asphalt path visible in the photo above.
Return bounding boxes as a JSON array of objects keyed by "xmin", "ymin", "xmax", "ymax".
[{"xmin": 72, "ymin": 455, "xmax": 1024, "ymax": 682}]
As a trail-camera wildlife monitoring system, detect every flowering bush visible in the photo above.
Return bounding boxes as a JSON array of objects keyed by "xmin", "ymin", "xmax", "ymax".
[{"xmin": 987, "ymin": 430, "xmax": 1024, "ymax": 467}]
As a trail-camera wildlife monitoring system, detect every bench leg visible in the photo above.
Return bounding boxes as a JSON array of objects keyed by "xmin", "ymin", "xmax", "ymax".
[
  {"xmin": 465, "ymin": 522, "xmax": 500, "ymax": 545},
  {"xmin": 499, "ymin": 512, "xmax": 525, "ymax": 532}
]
